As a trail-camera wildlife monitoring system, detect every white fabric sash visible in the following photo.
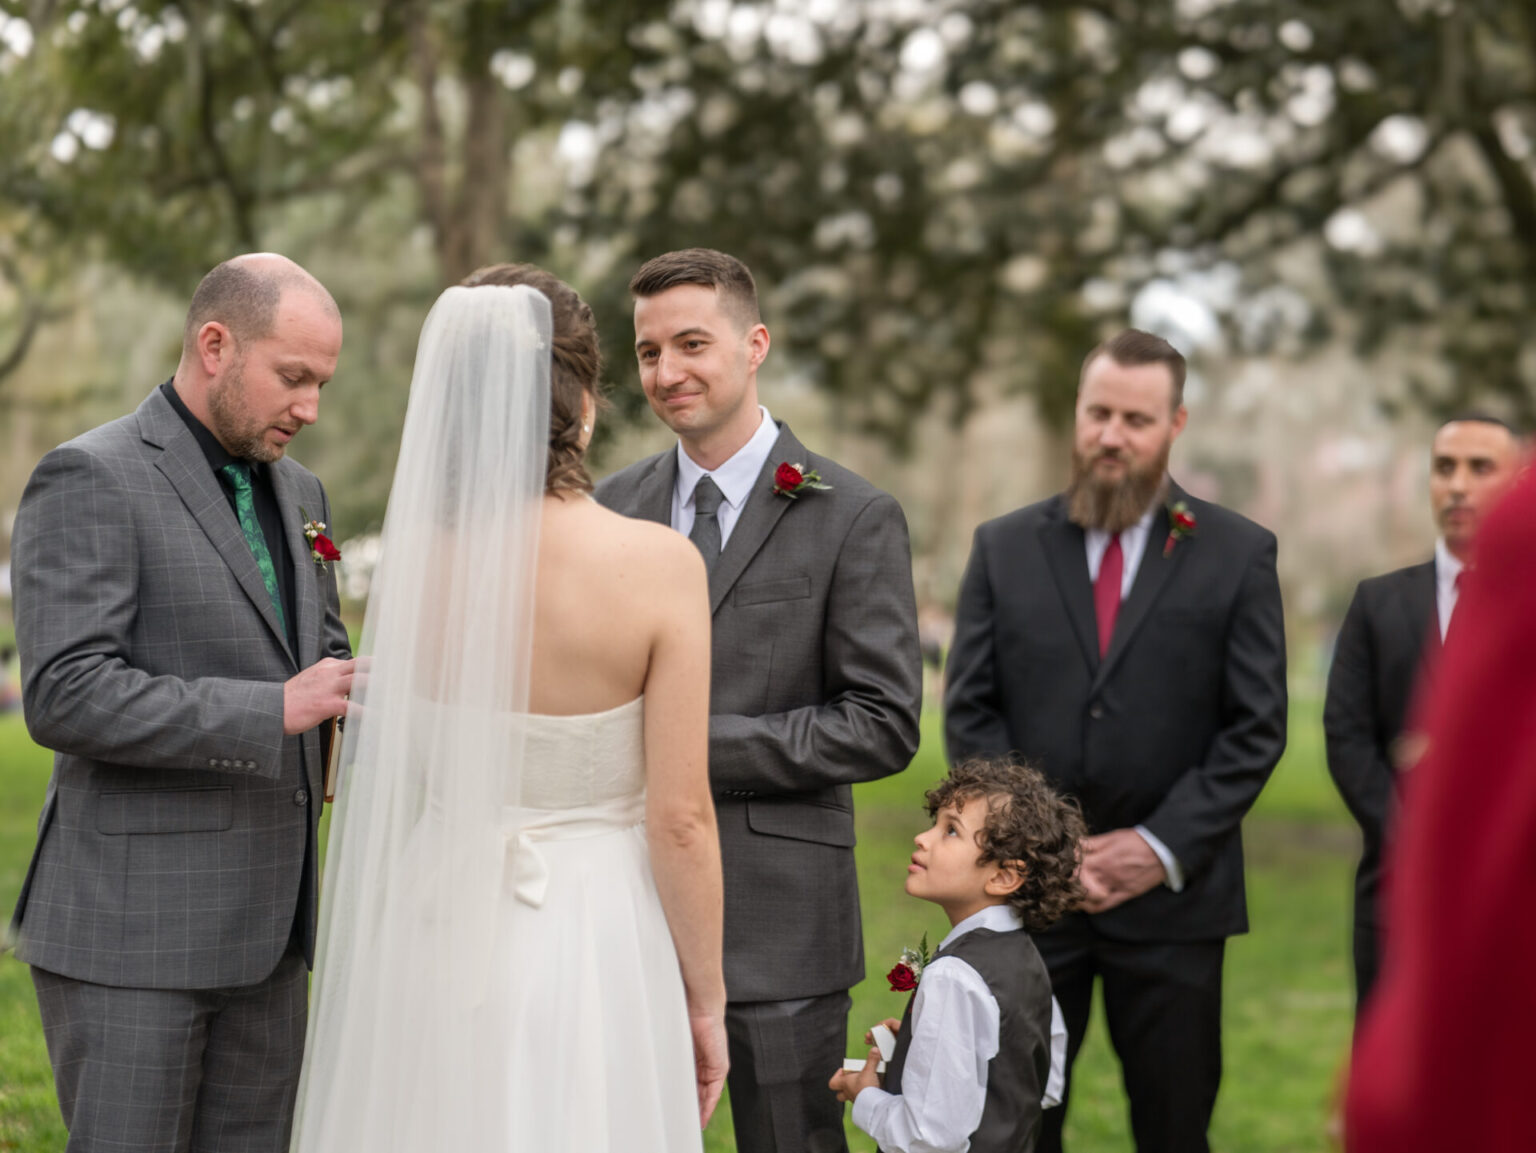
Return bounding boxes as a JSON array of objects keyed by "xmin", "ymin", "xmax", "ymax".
[{"xmin": 503, "ymin": 794, "xmax": 646, "ymax": 908}]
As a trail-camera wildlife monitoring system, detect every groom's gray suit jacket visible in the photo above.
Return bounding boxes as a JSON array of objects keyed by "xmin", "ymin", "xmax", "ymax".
[
  {"xmin": 597, "ymin": 423, "xmax": 922, "ymax": 1002},
  {"xmin": 9, "ymin": 387, "xmax": 350, "ymax": 989}
]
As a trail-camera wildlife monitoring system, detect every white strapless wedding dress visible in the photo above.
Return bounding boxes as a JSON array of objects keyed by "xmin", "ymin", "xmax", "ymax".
[
  {"xmin": 486, "ymin": 695, "xmax": 701, "ymax": 1151},
  {"xmin": 294, "ymin": 695, "xmax": 701, "ymax": 1153}
]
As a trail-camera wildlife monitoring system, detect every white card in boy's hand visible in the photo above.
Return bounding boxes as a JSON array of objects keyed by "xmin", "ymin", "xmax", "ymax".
[{"xmin": 841, "ymin": 1023, "xmax": 897, "ymax": 1073}]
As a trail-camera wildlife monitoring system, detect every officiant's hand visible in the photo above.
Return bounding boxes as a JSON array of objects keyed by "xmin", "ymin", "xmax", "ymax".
[
  {"xmin": 1079, "ymin": 828, "xmax": 1166, "ymax": 913},
  {"xmin": 691, "ymin": 1010, "xmax": 728, "ymax": 1130},
  {"xmin": 828, "ymin": 1048, "xmax": 883, "ymax": 1104},
  {"xmin": 283, "ymin": 658, "xmax": 356, "ymax": 735}
]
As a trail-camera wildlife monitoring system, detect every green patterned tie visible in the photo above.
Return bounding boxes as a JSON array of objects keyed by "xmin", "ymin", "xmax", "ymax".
[{"xmin": 220, "ymin": 463, "xmax": 287, "ymax": 635}]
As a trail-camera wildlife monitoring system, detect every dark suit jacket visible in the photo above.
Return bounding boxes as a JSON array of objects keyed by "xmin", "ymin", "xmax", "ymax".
[
  {"xmin": 944, "ymin": 486, "xmax": 1287, "ymax": 942},
  {"xmin": 596, "ymin": 423, "xmax": 922, "ymax": 1001},
  {"xmin": 1344, "ymin": 471, "xmax": 1536, "ymax": 1153},
  {"xmin": 1323, "ymin": 561, "xmax": 1438, "ymax": 940},
  {"xmin": 10, "ymin": 388, "xmax": 351, "ymax": 988}
]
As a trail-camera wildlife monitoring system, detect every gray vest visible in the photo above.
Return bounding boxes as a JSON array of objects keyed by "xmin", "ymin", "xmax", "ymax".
[{"xmin": 883, "ymin": 927, "xmax": 1052, "ymax": 1153}]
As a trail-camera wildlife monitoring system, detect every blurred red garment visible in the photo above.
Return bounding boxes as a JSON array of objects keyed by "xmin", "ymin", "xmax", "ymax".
[{"xmin": 1345, "ymin": 467, "xmax": 1536, "ymax": 1152}]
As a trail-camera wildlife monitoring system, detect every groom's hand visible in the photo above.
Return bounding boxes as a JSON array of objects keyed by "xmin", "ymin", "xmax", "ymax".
[
  {"xmin": 283, "ymin": 658, "xmax": 356, "ymax": 735},
  {"xmin": 1079, "ymin": 828, "xmax": 1167, "ymax": 913}
]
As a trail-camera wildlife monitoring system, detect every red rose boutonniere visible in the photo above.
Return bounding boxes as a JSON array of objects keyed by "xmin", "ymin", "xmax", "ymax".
[
  {"xmin": 772, "ymin": 461, "xmax": 832, "ymax": 499},
  {"xmin": 299, "ymin": 506, "xmax": 342, "ymax": 566},
  {"xmin": 887, "ymin": 934, "xmax": 933, "ymax": 992},
  {"xmin": 1163, "ymin": 500, "xmax": 1197, "ymax": 558}
]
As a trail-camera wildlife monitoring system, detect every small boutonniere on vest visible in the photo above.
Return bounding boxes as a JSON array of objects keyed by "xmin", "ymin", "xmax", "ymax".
[
  {"xmin": 299, "ymin": 507, "xmax": 342, "ymax": 566},
  {"xmin": 1163, "ymin": 501, "xmax": 1197, "ymax": 558},
  {"xmin": 887, "ymin": 934, "xmax": 933, "ymax": 992},
  {"xmin": 772, "ymin": 461, "xmax": 832, "ymax": 499}
]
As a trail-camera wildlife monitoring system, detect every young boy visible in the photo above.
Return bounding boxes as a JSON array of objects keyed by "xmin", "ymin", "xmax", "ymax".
[{"xmin": 829, "ymin": 757, "xmax": 1085, "ymax": 1153}]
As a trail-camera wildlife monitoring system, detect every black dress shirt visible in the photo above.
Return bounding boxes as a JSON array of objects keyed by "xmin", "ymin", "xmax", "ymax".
[{"xmin": 159, "ymin": 380, "xmax": 298, "ymax": 654}]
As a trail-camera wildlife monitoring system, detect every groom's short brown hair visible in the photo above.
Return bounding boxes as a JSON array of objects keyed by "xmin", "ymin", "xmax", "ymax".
[{"xmin": 629, "ymin": 248, "xmax": 761, "ymax": 331}]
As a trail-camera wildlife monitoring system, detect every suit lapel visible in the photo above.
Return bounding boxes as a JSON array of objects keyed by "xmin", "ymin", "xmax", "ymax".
[
  {"xmin": 139, "ymin": 392, "xmax": 297, "ymax": 667},
  {"xmin": 1092, "ymin": 498, "xmax": 1184, "ymax": 693},
  {"xmin": 1037, "ymin": 499, "xmax": 1100, "ymax": 673},
  {"xmin": 271, "ymin": 463, "xmax": 319, "ymax": 666},
  {"xmin": 634, "ymin": 450, "xmax": 677, "ymax": 527},
  {"xmin": 1405, "ymin": 559, "xmax": 1441, "ymax": 658},
  {"xmin": 706, "ymin": 424, "xmax": 799, "ymax": 614}
]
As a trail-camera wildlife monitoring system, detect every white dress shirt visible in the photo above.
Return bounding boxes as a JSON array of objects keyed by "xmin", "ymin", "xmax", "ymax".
[
  {"xmin": 852, "ymin": 905, "xmax": 1068, "ymax": 1153},
  {"xmin": 1434, "ymin": 537, "xmax": 1464, "ymax": 642},
  {"xmin": 1083, "ymin": 504, "xmax": 1185, "ymax": 892},
  {"xmin": 670, "ymin": 406, "xmax": 780, "ymax": 547}
]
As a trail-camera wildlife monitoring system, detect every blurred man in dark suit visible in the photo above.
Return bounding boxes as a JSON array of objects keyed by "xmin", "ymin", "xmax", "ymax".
[
  {"xmin": 1324, "ymin": 414, "xmax": 1524, "ymax": 1013},
  {"xmin": 1345, "ymin": 462, "xmax": 1536, "ymax": 1152}
]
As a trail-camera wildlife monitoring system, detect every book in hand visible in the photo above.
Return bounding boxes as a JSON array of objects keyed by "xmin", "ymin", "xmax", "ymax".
[
  {"xmin": 323, "ymin": 714, "xmax": 345, "ymax": 803},
  {"xmin": 842, "ymin": 1022, "xmax": 896, "ymax": 1074}
]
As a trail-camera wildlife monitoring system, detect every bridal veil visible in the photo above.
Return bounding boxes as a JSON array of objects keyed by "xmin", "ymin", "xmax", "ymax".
[{"xmin": 290, "ymin": 285, "xmax": 552, "ymax": 1151}]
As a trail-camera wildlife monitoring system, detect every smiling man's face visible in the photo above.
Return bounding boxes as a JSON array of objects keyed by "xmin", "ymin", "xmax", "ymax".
[{"xmin": 633, "ymin": 283, "xmax": 764, "ymax": 456}]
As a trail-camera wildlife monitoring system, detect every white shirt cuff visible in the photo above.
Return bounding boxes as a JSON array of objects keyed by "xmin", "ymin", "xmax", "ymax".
[
  {"xmin": 1042, "ymin": 996, "xmax": 1068, "ymax": 1108},
  {"xmin": 1134, "ymin": 825, "xmax": 1184, "ymax": 892},
  {"xmin": 851, "ymin": 1086, "xmax": 894, "ymax": 1137}
]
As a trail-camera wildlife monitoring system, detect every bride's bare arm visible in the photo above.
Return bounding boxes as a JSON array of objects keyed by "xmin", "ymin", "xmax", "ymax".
[{"xmin": 641, "ymin": 535, "xmax": 728, "ymax": 1125}]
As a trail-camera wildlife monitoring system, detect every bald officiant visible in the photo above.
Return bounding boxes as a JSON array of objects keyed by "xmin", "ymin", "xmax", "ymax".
[{"xmin": 10, "ymin": 254, "xmax": 354, "ymax": 1151}]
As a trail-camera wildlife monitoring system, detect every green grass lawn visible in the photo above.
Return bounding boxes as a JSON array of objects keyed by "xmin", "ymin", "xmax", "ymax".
[{"xmin": 0, "ymin": 700, "xmax": 1355, "ymax": 1152}]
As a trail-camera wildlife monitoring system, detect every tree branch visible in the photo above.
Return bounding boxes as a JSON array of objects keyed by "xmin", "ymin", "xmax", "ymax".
[
  {"xmin": 186, "ymin": 3, "xmax": 258, "ymax": 248},
  {"xmin": 0, "ymin": 250, "xmax": 43, "ymax": 387}
]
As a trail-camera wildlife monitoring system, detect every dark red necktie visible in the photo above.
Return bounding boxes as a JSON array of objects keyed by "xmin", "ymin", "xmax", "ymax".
[
  {"xmin": 1445, "ymin": 568, "xmax": 1468, "ymax": 640},
  {"xmin": 1095, "ymin": 533, "xmax": 1124, "ymax": 659}
]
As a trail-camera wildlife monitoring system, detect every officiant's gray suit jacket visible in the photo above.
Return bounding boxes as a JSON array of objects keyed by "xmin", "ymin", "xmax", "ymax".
[
  {"xmin": 597, "ymin": 423, "xmax": 922, "ymax": 1002},
  {"xmin": 8, "ymin": 386, "xmax": 350, "ymax": 990}
]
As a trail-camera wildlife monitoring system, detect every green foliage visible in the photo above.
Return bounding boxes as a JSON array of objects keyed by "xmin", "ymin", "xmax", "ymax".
[{"xmin": 6, "ymin": 1, "xmax": 1535, "ymax": 531}]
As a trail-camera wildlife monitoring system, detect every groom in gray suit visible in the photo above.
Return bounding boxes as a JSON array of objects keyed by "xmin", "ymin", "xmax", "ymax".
[
  {"xmin": 9, "ymin": 254, "xmax": 355, "ymax": 1152},
  {"xmin": 597, "ymin": 248, "xmax": 922, "ymax": 1153}
]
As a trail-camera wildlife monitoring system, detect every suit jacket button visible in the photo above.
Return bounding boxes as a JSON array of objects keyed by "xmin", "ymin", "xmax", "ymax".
[
  {"xmin": 294, "ymin": 789, "xmax": 309, "ymax": 806},
  {"xmin": 220, "ymin": 758, "xmax": 233, "ymax": 768},
  {"xmin": 208, "ymin": 759, "xmax": 219, "ymax": 768},
  {"xmin": 1088, "ymin": 703, "xmax": 1104, "ymax": 719}
]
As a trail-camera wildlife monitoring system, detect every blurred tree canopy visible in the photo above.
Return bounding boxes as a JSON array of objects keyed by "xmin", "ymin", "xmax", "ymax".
[{"xmin": 2, "ymin": 0, "xmax": 1533, "ymax": 528}]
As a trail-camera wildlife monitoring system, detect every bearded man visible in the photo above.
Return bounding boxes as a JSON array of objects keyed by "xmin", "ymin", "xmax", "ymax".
[{"xmin": 943, "ymin": 329, "xmax": 1287, "ymax": 1153}]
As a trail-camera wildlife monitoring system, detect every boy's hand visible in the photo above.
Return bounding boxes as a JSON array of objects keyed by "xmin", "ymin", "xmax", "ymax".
[
  {"xmin": 828, "ymin": 1048, "xmax": 884, "ymax": 1104},
  {"xmin": 864, "ymin": 1018, "xmax": 901, "ymax": 1046}
]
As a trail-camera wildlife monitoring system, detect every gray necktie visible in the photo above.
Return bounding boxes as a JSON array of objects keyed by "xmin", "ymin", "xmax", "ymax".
[{"xmin": 689, "ymin": 475, "xmax": 723, "ymax": 571}]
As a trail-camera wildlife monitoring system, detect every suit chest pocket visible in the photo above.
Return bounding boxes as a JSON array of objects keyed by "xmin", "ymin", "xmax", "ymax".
[
  {"xmin": 97, "ymin": 787, "xmax": 234, "ymax": 835},
  {"xmin": 734, "ymin": 575, "xmax": 811, "ymax": 607},
  {"xmin": 1150, "ymin": 605, "xmax": 1227, "ymax": 640}
]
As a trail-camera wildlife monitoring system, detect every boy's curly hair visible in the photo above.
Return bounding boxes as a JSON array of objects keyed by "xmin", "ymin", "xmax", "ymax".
[{"xmin": 925, "ymin": 757, "xmax": 1087, "ymax": 932}]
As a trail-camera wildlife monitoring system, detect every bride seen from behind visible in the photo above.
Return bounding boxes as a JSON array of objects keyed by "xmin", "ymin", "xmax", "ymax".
[{"xmin": 290, "ymin": 264, "xmax": 726, "ymax": 1152}]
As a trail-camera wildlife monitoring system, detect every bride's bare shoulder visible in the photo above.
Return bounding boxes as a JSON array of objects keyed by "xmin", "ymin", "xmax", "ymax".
[{"xmin": 570, "ymin": 500, "xmax": 703, "ymax": 580}]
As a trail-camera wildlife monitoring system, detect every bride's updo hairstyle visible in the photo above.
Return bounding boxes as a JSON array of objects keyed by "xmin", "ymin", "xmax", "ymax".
[{"xmin": 460, "ymin": 262, "xmax": 604, "ymax": 496}]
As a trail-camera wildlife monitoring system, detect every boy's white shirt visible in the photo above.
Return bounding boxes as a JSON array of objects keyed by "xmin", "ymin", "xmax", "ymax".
[{"xmin": 852, "ymin": 905, "xmax": 1068, "ymax": 1153}]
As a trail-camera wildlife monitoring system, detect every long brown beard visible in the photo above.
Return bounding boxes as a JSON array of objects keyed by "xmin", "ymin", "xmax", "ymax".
[{"xmin": 1066, "ymin": 439, "xmax": 1171, "ymax": 533}]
